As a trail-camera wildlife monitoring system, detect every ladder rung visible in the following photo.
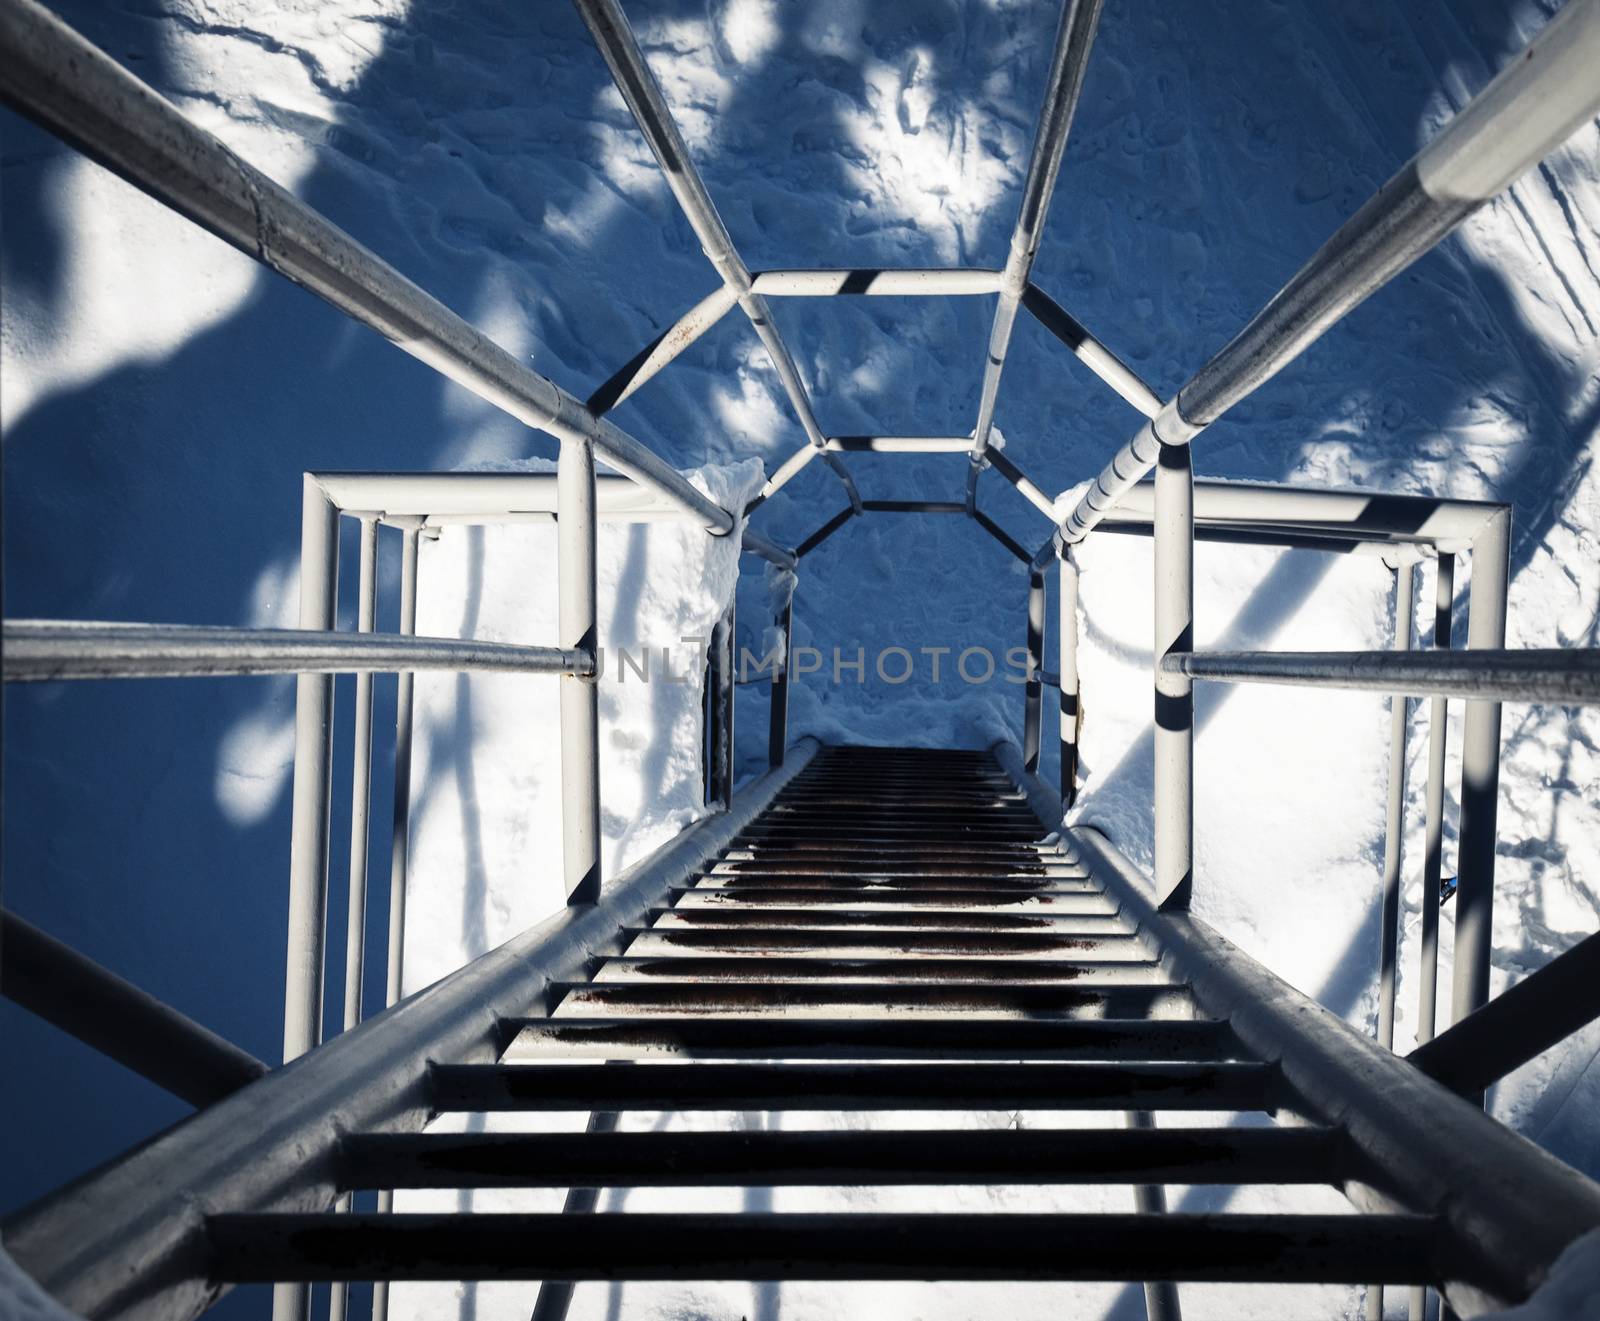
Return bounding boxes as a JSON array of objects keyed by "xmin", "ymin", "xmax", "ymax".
[
  {"xmin": 711, "ymin": 864, "xmax": 1085, "ymax": 880},
  {"xmin": 206, "ymin": 1211, "xmax": 1444, "ymax": 1283},
  {"xmin": 590, "ymin": 957, "xmax": 1167, "ymax": 986},
  {"xmin": 501, "ymin": 1017, "xmax": 1238, "ymax": 1060},
  {"xmin": 428, "ymin": 1061, "xmax": 1287, "ymax": 1112},
  {"xmin": 550, "ymin": 982, "xmax": 1194, "ymax": 1019},
  {"xmin": 620, "ymin": 928, "xmax": 1153, "ymax": 959},
  {"xmin": 669, "ymin": 886, "xmax": 1116, "ymax": 913},
  {"xmin": 721, "ymin": 843, "xmax": 1063, "ymax": 858},
  {"xmin": 697, "ymin": 872, "xmax": 1095, "ymax": 889},
  {"xmin": 338, "ymin": 1126, "xmax": 1348, "ymax": 1190},
  {"xmin": 648, "ymin": 906, "xmax": 1131, "ymax": 932}
]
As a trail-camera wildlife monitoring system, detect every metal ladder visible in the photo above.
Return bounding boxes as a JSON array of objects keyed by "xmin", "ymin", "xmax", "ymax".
[{"xmin": 202, "ymin": 746, "xmax": 1443, "ymax": 1304}]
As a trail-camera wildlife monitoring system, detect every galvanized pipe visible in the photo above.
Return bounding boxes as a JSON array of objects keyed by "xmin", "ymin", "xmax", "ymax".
[
  {"xmin": 750, "ymin": 269, "xmax": 1003, "ymax": 297},
  {"xmin": 341, "ymin": 517, "xmax": 380, "ymax": 1040},
  {"xmin": 325, "ymin": 516, "xmax": 379, "ymax": 1321},
  {"xmin": 1034, "ymin": 480, "xmax": 1502, "ymax": 571},
  {"xmin": 861, "ymin": 500, "xmax": 969, "ymax": 514},
  {"xmin": 795, "ymin": 507, "xmax": 856, "ymax": 559},
  {"xmin": 1417, "ymin": 553, "xmax": 1455, "ymax": 1051},
  {"xmin": 1057, "ymin": 0, "xmax": 1600, "ymax": 544},
  {"xmin": 997, "ymin": 746, "xmax": 1600, "ymax": 1317},
  {"xmin": 1, "ymin": 912, "xmax": 270, "ymax": 1109},
  {"xmin": 988, "ymin": 447, "xmax": 1061, "ymax": 522},
  {"xmin": 1125, "ymin": 1110, "xmax": 1183, "ymax": 1321},
  {"xmin": 314, "ymin": 472, "xmax": 694, "ymax": 523},
  {"xmin": 751, "ymin": 441, "xmax": 820, "ymax": 508},
  {"xmin": 1372, "ymin": 555, "xmax": 1416, "ymax": 1321},
  {"xmin": 3, "ymin": 743, "xmax": 822, "ymax": 1321},
  {"xmin": 277, "ymin": 477, "xmax": 337, "ymax": 1321},
  {"xmin": 587, "ymin": 284, "xmax": 738, "ymax": 416},
  {"xmin": 1059, "ymin": 545, "xmax": 1081, "ymax": 811},
  {"xmin": 1, "ymin": 621, "xmax": 589, "ymax": 682},
  {"xmin": 738, "ymin": 527, "xmax": 798, "ymax": 573},
  {"xmin": 973, "ymin": 508, "xmax": 1033, "ymax": 565},
  {"xmin": 370, "ymin": 522, "xmax": 420, "ymax": 1321},
  {"xmin": 1021, "ymin": 283, "xmax": 1162, "ymax": 418},
  {"xmin": 559, "ymin": 438, "xmax": 602, "ymax": 906},
  {"xmin": 285, "ymin": 479, "xmax": 339, "ymax": 1073},
  {"xmin": 0, "ymin": 0, "xmax": 734, "ymax": 534},
  {"xmin": 1162, "ymin": 644, "xmax": 1595, "ymax": 707},
  {"xmin": 970, "ymin": 0, "xmax": 1105, "ymax": 459},
  {"xmin": 1023, "ymin": 572, "xmax": 1047, "ymax": 772},
  {"xmin": 1410, "ymin": 931, "xmax": 1600, "ymax": 1099},
  {"xmin": 572, "ymin": 0, "xmax": 861, "ymax": 514},
  {"xmin": 1452, "ymin": 513, "xmax": 1512, "ymax": 1049},
  {"xmin": 1377, "ymin": 559, "xmax": 1417, "ymax": 1053},
  {"xmin": 1059, "ymin": 817, "xmax": 1600, "ymax": 1318},
  {"xmin": 1153, "ymin": 444, "xmax": 1194, "ymax": 910},
  {"xmin": 825, "ymin": 436, "xmax": 976, "ymax": 454},
  {"xmin": 386, "ymin": 525, "xmax": 421, "ymax": 1013}
]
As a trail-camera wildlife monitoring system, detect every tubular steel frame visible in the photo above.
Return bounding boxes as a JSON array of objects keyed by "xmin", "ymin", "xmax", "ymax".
[{"xmin": 4, "ymin": 0, "xmax": 1600, "ymax": 1319}]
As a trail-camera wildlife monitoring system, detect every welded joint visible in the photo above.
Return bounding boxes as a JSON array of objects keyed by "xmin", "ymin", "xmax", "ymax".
[
  {"xmin": 1152, "ymin": 398, "xmax": 1202, "ymax": 447},
  {"xmin": 1381, "ymin": 544, "xmax": 1428, "ymax": 571}
]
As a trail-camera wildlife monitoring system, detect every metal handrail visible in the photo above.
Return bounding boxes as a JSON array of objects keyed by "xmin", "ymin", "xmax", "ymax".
[
  {"xmin": 1163, "ymin": 647, "xmax": 1600, "ymax": 706},
  {"xmin": 0, "ymin": 621, "xmax": 590, "ymax": 682}
]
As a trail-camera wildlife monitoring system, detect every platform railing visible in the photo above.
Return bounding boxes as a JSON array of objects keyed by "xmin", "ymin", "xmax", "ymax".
[{"xmin": 5, "ymin": 1, "xmax": 1600, "ymax": 1319}]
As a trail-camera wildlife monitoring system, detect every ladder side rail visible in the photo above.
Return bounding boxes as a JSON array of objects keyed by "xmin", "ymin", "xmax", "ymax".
[
  {"xmin": 994, "ymin": 741, "xmax": 1600, "ymax": 1316},
  {"xmin": 1, "ymin": 741, "xmax": 821, "ymax": 1321}
]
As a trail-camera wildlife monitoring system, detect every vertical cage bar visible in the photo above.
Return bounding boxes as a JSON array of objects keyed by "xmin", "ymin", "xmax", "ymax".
[
  {"xmin": 276, "ymin": 477, "xmax": 339, "ymax": 1321},
  {"xmin": 369, "ymin": 521, "xmax": 420, "ymax": 1321},
  {"xmin": 1153, "ymin": 443, "xmax": 1194, "ymax": 910},
  {"xmin": 1059, "ymin": 545, "xmax": 1081, "ymax": 811},
  {"xmin": 340, "ymin": 515, "xmax": 380, "ymax": 1038},
  {"xmin": 1378, "ymin": 558, "xmax": 1417, "ymax": 1051},
  {"xmin": 1023, "ymin": 570, "xmax": 1046, "ymax": 771},
  {"xmin": 1418, "ymin": 552, "xmax": 1456, "ymax": 1048},
  {"xmin": 1372, "ymin": 554, "xmax": 1416, "ymax": 1321},
  {"xmin": 1451, "ymin": 512, "xmax": 1511, "ymax": 1070},
  {"xmin": 327, "ymin": 514, "xmax": 379, "ymax": 1321},
  {"xmin": 559, "ymin": 438, "xmax": 601, "ymax": 906},
  {"xmin": 769, "ymin": 596, "xmax": 793, "ymax": 771}
]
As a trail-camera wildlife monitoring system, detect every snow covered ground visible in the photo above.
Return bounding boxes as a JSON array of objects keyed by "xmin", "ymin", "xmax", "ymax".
[{"xmin": 3, "ymin": 0, "xmax": 1599, "ymax": 1318}]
